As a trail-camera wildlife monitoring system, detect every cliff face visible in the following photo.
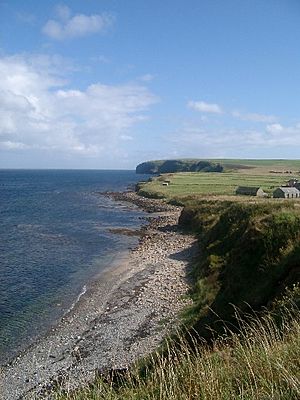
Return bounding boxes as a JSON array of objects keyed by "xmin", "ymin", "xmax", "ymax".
[
  {"xmin": 136, "ymin": 159, "xmax": 223, "ymax": 174},
  {"xmin": 136, "ymin": 161, "xmax": 162, "ymax": 174},
  {"xmin": 179, "ymin": 200, "xmax": 300, "ymax": 339}
]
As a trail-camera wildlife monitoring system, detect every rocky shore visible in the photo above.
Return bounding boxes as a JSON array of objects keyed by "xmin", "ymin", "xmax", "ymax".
[{"xmin": 0, "ymin": 192, "xmax": 197, "ymax": 400}]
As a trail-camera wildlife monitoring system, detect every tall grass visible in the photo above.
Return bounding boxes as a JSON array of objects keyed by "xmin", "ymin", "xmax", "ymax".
[{"xmin": 56, "ymin": 306, "xmax": 300, "ymax": 400}]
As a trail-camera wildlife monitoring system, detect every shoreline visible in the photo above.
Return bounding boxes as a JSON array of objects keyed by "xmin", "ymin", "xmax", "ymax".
[
  {"xmin": 0, "ymin": 192, "xmax": 197, "ymax": 400},
  {"xmin": 0, "ymin": 227, "xmax": 141, "ymax": 368}
]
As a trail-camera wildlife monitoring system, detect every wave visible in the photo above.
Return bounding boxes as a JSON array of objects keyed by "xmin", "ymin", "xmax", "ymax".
[{"xmin": 68, "ymin": 285, "xmax": 87, "ymax": 313}]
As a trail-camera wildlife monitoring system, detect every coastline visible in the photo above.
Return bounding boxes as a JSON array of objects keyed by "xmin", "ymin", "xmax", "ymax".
[{"xmin": 0, "ymin": 192, "xmax": 197, "ymax": 400}]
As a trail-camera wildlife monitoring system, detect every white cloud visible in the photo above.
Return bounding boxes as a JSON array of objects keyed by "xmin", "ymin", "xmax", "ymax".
[
  {"xmin": 266, "ymin": 123, "xmax": 283, "ymax": 134},
  {"xmin": 187, "ymin": 100, "xmax": 223, "ymax": 114},
  {"xmin": 0, "ymin": 140, "xmax": 30, "ymax": 150},
  {"xmin": 188, "ymin": 102, "xmax": 277, "ymax": 123},
  {"xmin": 264, "ymin": 123, "xmax": 300, "ymax": 145},
  {"xmin": 166, "ymin": 121, "xmax": 300, "ymax": 158},
  {"xmin": 0, "ymin": 54, "xmax": 158, "ymax": 158},
  {"xmin": 232, "ymin": 110, "xmax": 277, "ymax": 123},
  {"xmin": 42, "ymin": 5, "xmax": 114, "ymax": 40},
  {"xmin": 120, "ymin": 135, "xmax": 133, "ymax": 141}
]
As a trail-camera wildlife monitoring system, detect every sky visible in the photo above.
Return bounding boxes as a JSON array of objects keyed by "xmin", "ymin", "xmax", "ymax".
[{"xmin": 0, "ymin": 0, "xmax": 300, "ymax": 169}]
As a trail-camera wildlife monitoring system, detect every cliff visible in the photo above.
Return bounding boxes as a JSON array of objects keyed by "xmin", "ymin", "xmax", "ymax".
[
  {"xmin": 179, "ymin": 199, "xmax": 300, "ymax": 339},
  {"xmin": 136, "ymin": 159, "xmax": 223, "ymax": 174}
]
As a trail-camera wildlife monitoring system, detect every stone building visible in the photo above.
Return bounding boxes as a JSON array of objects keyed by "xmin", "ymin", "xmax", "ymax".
[
  {"xmin": 273, "ymin": 187, "xmax": 300, "ymax": 198},
  {"xmin": 236, "ymin": 186, "xmax": 266, "ymax": 197}
]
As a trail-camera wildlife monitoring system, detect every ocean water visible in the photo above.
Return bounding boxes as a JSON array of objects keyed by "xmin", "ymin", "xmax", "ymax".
[{"xmin": 0, "ymin": 169, "xmax": 149, "ymax": 364}]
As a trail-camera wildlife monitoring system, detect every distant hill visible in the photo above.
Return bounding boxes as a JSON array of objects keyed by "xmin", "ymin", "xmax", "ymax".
[{"xmin": 136, "ymin": 159, "xmax": 223, "ymax": 174}]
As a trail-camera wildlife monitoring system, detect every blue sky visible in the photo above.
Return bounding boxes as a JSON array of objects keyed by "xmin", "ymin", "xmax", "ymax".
[{"xmin": 0, "ymin": 0, "xmax": 300, "ymax": 168}]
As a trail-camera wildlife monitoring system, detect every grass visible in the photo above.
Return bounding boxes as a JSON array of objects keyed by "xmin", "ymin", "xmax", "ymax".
[
  {"xmin": 138, "ymin": 171, "xmax": 298, "ymax": 199},
  {"xmin": 137, "ymin": 159, "xmax": 300, "ymax": 200},
  {"xmin": 54, "ymin": 161, "xmax": 300, "ymax": 399},
  {"xmin": 178, "ymin": 200, "xmax": 300, "ymax": 337},
  {"xmin": 217, "ymin": 158, "xmax": 300, "ymax": 169},
  {"xmin": 56, "ymin": 306, "xmax": 300, "ymax": 400}
]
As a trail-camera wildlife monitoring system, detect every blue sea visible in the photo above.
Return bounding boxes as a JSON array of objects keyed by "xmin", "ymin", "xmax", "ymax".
[{"xmin": 0, "ymin": 169, "xmax": 149, "ymax": 364}]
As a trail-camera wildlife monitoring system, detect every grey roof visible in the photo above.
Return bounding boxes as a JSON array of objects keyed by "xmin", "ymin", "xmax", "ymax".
[
  {"xmin": 276, "ymin": 187, "xmax": 300, "ymax": 194},
  {"xmin": 236, "ymin": 186, "xmax": 262, "ymax": 194}
]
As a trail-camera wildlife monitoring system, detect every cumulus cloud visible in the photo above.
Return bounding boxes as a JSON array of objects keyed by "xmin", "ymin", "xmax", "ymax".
[
  {"xmin": 187, "ymin": 100, "xmax": 223, "ymax": 114},
  {"xmin": 232, "ymin": 110, "xmax": 277, "ymax": 123},
  {"xmin": 42, "ymin": 5, "xmax": 114, "ymax": 40},
  {"xmin": 0, "ymin": 54, "xmax": 158, "ymax": 158}
]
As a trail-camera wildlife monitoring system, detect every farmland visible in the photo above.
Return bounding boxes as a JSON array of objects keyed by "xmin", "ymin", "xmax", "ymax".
[{"xmin": 137, "ymin": 159, "xmax": 300, "ymax": 200}]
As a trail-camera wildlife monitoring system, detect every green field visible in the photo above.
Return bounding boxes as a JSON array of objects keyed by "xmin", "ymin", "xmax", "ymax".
[
  {"xmin": 218, "ymin": 158, "xmax": 300, "ymax": 169},
  {"xmin": 139, "ymin": 171, "xmax": 296, "ymax": 198},
  {"xmin": 138, "ymin": 159, "xmax": 300, "ymax": 199}
]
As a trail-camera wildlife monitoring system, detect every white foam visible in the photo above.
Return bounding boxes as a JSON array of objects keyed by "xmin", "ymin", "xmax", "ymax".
[{"xmin": 68, "ymin": 285, "xmax": 87, "ymax": 312}]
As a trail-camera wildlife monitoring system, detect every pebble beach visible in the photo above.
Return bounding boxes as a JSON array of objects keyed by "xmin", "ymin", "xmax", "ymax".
[{"xmin": 0, "ymin": 192, "xmax": 197, "ymax": 399}]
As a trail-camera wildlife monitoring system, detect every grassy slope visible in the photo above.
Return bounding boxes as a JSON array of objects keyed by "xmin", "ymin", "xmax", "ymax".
[
  {"xmin": 179, "ymin": 200, "xmax": 300, "ymax": 339},
  {"xmin": 60, "ymin": 308, "xmax": 300, "ymax": 399},
  {"xmin": 58, "ymin": 160, "xmax": 300, "ymax": 399}
]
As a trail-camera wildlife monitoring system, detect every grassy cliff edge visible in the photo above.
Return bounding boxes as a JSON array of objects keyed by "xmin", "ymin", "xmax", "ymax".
[
  {"xmin": 179, "ymin": 199, "xmax": 300, "ymax": 338},
  {"xmin": 58, "ymin": 173, "xmax": 300, "ymax": 399}
]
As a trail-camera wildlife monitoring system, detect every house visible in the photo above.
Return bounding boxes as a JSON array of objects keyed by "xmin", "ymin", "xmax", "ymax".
[
  {"xmin": 162, "ymin": 182, "xmax": 169, "ymax": 186},
  {"xmin": 287, "ymin": 178, "xmax": 298, "ymax": 187},
  {"xmin": 236, "ymin": 186, "xmax": 266, "ymax": 197},
  {"xmin": 273, "ymin": 187, "xmax": 300, "ymax": 199}
]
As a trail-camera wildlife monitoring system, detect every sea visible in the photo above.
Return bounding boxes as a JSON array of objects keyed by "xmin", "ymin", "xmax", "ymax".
[{"xmin": 0, "ymin": 169, "xmax": 150, "ymax": 364}]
